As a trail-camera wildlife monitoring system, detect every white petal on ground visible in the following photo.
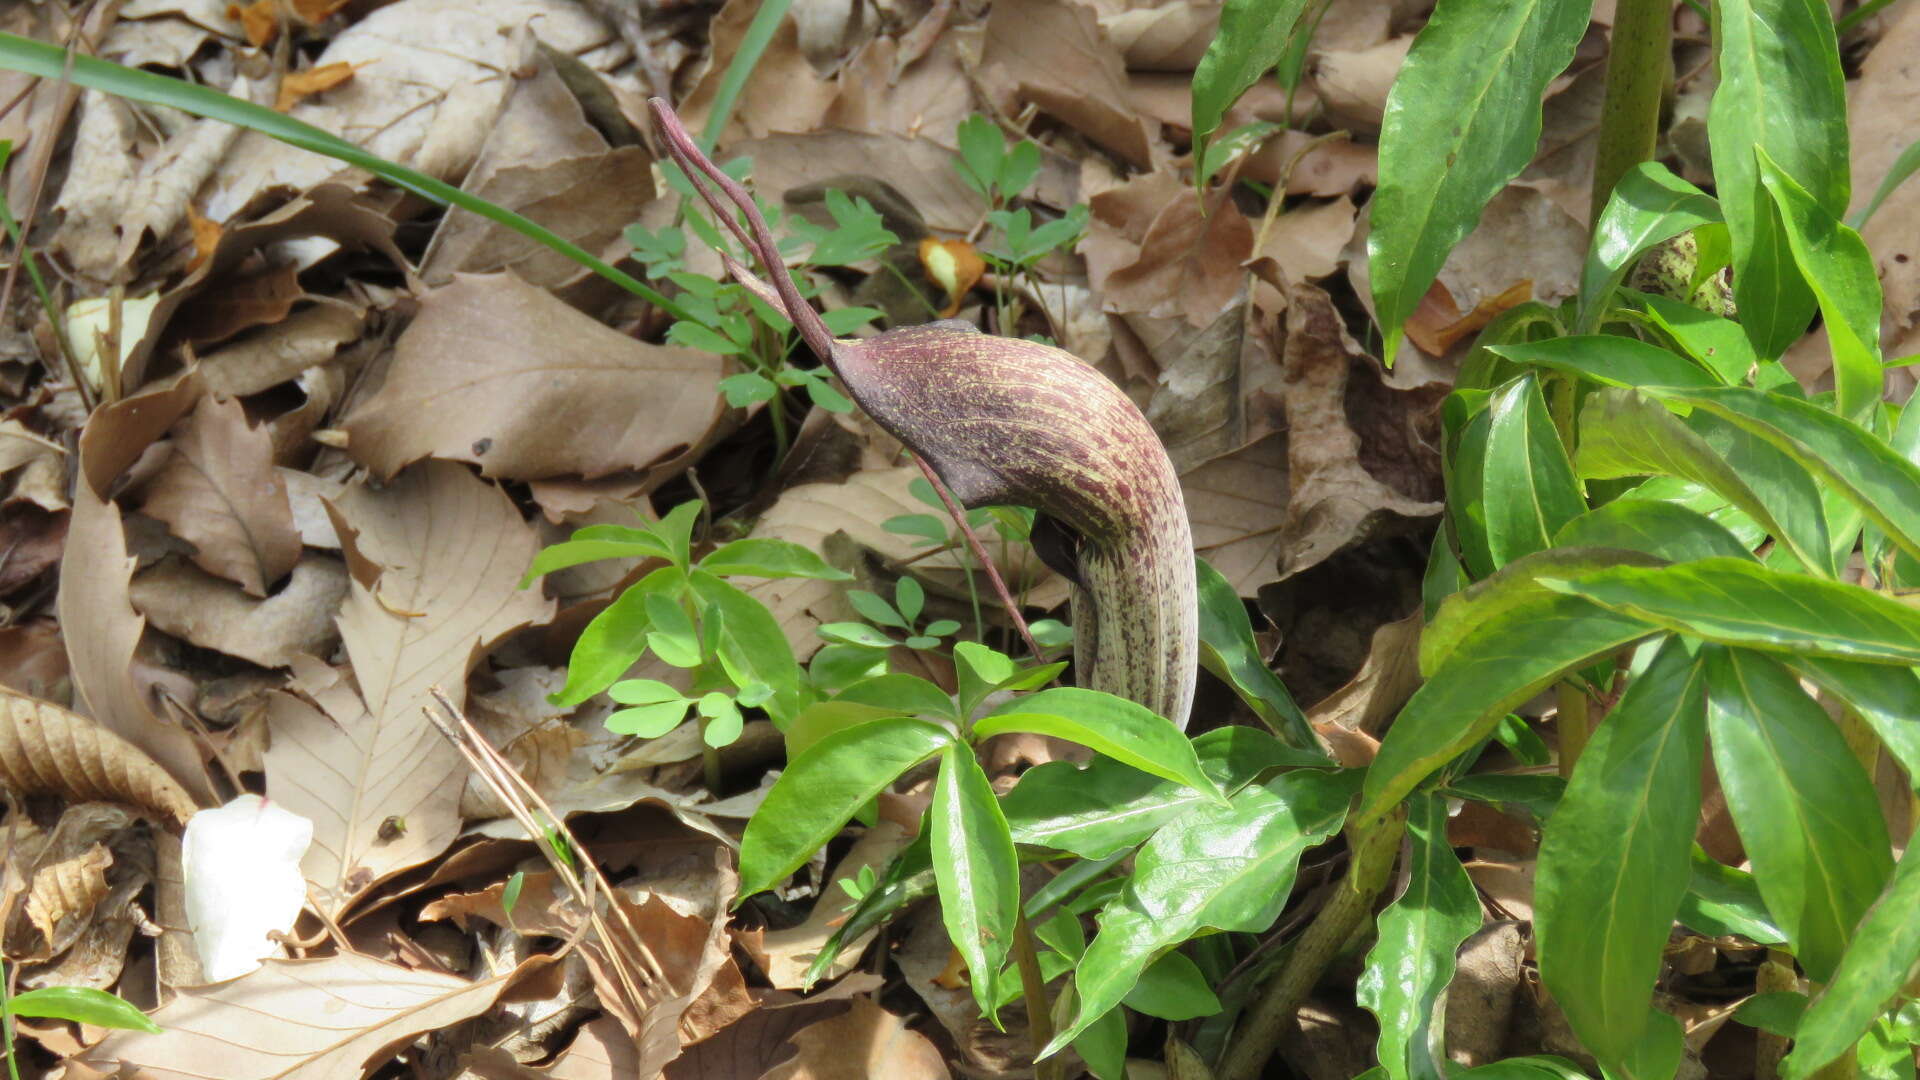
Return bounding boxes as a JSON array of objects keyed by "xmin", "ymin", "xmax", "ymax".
[{"xmin": 181, "ymin": 795, "xmax": 314, "ymax": 982}]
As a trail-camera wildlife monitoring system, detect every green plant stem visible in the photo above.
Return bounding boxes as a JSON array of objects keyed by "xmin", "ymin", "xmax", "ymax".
[
  {"xmin": 1, "ymin": 958, "xmax": 18, "ymax": 1080},
  {"xmin": 1588, "ymin": 0, "xmax": 1673, "ymax": 226},
  {"xmin": 1557, "ymin": 680, "xmax": 1593, "ymax": 778},
  {"xmin": 1011, "ymin": 911, "xmax": 1063, "ymax": 1080},
  {"xmin": 1835, "ymin": 0, "xmax": 1898, "ymax": 34},
  {"xmin": 1216, "ymin": 808, "xmax": 1407, "ymax": 1080}
]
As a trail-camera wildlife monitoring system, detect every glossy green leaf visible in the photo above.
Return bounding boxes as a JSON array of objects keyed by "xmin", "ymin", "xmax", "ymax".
[
  {"xmin": 1074, "ymin": 1002, "xmax": 1129, "ymax": 1080},
  {"xmin": 699, "ymin": 538, "xmax": 852, "ymax": 580},
  {"xmin": 643, "ymin": 593, "xmax": 701, "ymax": 668},
  {"xmin": 1678, "ymin": 849, "xmax": 1785, "ymax": 944},
  {"xmin": 1641, "ymin": 386, "xmax": 1920, "ymax": 566},
  {"xmin": 1575, "ymin": 389, "xmax": 1832, "ymax": 575},
  {"xmin": 978, "ymin": 688, "xmax": 1221, "ymax": 800},
  {"xmin": 522, "ymin": 536, "xmax": 669, "ymax": 586},
  {"xmin": 1190, "ymin": 0, "xmax": 1315, "ymax": 184},
  {"xmin": 1443, "ymin": 774, "xmax": 1565, "ymax": 826},
  {"xmin": 1577, "ymin": 163, "xmax": 1722, "ymax": 331},
  {"xmin": 6, "ymin": 986, "xmax": 162, "ymax": 1032},
  {"xmin": 1475, "ymin": 374, "xmax": 1586, "ymax": 567},
  {"xmin": 1367, "ymin": 0, "xmax": 1586, "ymax": 367},
  {"xmin": 930, "ymin": 742, "xmax": 1021, "ymax": 1019},
  {"xmin": 1046, "ymin": 769, "xmax": 1359, "ymax": 1053},
  {"xmin": 1447, "ymin": 396, "xmax": 1498, "ymax": 577},
  {"xmin": 1781, "ymin": 833, "xmax": 1920, "ymax": 1078},
  {"xmin": 1788, "ymin": 656, "xmax": 1920, "ymax": 783},
  {"xmin": 1551, "ymin": 500, "xmax": 1754, "ymax": 563},
  {"xmin": 691, "ymin": 570, "xmax": 806, "ymax": 726},
  {"xmin": 738, "ymin": 717, "xmax": 951, "ymax": 897},
  {"xmin": 1755, "ymin": 149, "xmax": 1883, "ymax": 420},
  {"xmin": 1360, "ymin": 589, "xmax": 1652, "ymax": 826},
  {"xmin": 832, "ymin": 673, "xmax": 957, "ymax": 722},
  {"xmin": 1535, "ymin": 636, "xmax": 1706, "ymax": 1071},
  {"xmin": 1196, "ymin": 557, "xmax": 1319, "ymax": 753},
  {"xmin": 554, "ymin": 567, "xmax": 685, "ymax": 705},
  {"xmin": 1735, "ymin": 992, "xmax": 1809, "ymax": 1038},
  {"xmin": 1490, "ymin": 335, "xmax": 1722, "ymax": 391},
  {"xmin": 1707, "ymin": 0, "xmax": 1848, "ymax": 358},
  {"xmin": 1705, "ymin": 647, "xmax": 1893, "ymax": 982},
  {"xmin": 806, "ymin": 833, "xmax": 936, "ymax": 986},
  {"xmin": 1548, "ymin": 558, "xmax": 1920, "ymax": 665},
  {"xmin": 1632, "ymin": 292, "xmax": 1760, "ymax": 387},
  {"xmin": 1123, "ymin": 951, "xmax": 1221, "ymax": 1021},
  {"xmin": 1420, "ymin": 547, "xmax": 1664, "ymax": 681},
  {"xmin": 1357, "ymin": 792, "xmax": 1483, "ymax": 1080}
]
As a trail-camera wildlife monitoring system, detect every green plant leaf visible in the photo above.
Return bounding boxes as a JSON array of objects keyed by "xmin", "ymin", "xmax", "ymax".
[
  {"xmin": 1679, "ymin": 848, "xmax": 1785, "ymax": 944},
  {"xmin": 699, "ymin": 538, "xmax": 853, "ymax": 580},
  {"xmin": 1755, "ymin": 148, "xmax": 1883, "ymax": 421},
  {"xmin": 1366, "ymin": 0, "xmax": 1586, "ymax": 367},
  {"xmin": 521, "ymin": 534, "xmax": 670, "ymax": 586},
  {"xmin": 1357, "ymin": 791, "xmax": 1483, "ymax": 1080},
  {"xmin": 1737, "ymin": 991, "xmax": 1810, "ymax": 1038},
  {"xmin": 1551, "ymin": 500, "xmax": 1754, "ymax": 563},
  {"xmin": 1473, "ymin": 374, "xmax": 1587, "ymax": 566},
  {"xmin": 1045, "ymin": 768, "xmax": 1359, "ymax": 1053},
  {"xmin": 930, "ymin": 741, "xmax": 1021, "ymax": 1020},
  {"xmin": 606, "ymin": 700, "xmax": 691, "ymax": 738},
  {"xmin": 1547, "ymin": 557, "xmax": 1920, "ymax": 665},
  {"xmin": 6, "ymin": 986, "xmax": 162, "ymax": 1032},
  {"xmin": 1195, "ymin": 557, "xmax": 1321, "ymax": 754},
  {"xmin": 1575, "ymin": 388, "xmax": 1833, "ymax": 575},
  {"xmin": 738, "ymin": 717, "xmax": 952, "ymax": 897},
  {"xmin": 1122, "ymin": 951, "xmax": 1221, "ymax": 1021},
  {"xmin": 1360, "ymin": 589, "xmax": 1652, "ymax": 826},
  {"xmin": 553, "ymin": 567, "xmax": 685, "ymax": 705},
  {"xmin": 1420, "ymin": 547, "xmax": 1664, "ymax": 679},
  {"xmin": 1454, "ymin": 1058, "xmax": 1593, "ymax": 1080},
  {"xmin": 1640, "ymin": 386, "xmax": 1920, "ymax": 566},
  {"xmin": 1535, "ymin": 636, "xmax": 1706, "ymax": 1072},
  {"xmin": 1707, "ymin": 0, "xmax": 1848, "ymax": 358},
  {"xmin": 1489, "ymin": 335, "xmax": 1723, "ymax": 391},
  {"xmin": 956, "ymin": 114, "xmax": 1006, "ymax": 200},
  {"xmin": 690, "ymin": 570, "xmax": 806, "ymax": 726},
  {"xmin": 1781, "ymin": 832, "xmax": 1920, "ymax": 1077},
  {"xmin": 1632, "ymin": 292, "xmax": 1762, "ymax": 387},
  {"xmin": 832, "ymin": 672, "xmax": 956, "ymax": 721},
  {"xmin": 699, "ymin": 692, "xmax": 745, "ymax": 746},
  {"xmin": 642, "ymin": 593, "xmax": 702, "ymax": 668},
  {"xmin": 1189, "ymin": 0, "xmax": 1315, "ymax": 182},
  {"xmin": 978, "ymin": 688, "xmax": 1222, "ymax": 800},
  {"xmin": 1577, "ymin": 163, "xmax": 1722, "ymax": 331},
  {"xmin": 1704, "ymin": 646, "xmax": 1893, "ymax": 982},
  {"xmin": 1787, "ymin": 656, "xmax": 1920, "ymax": 784}
]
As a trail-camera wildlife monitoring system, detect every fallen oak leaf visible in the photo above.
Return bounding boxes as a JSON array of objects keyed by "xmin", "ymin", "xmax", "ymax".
[
  {"xmin": 138, "ymin": 394, "xmax": 301, "ymax": 597},
  {"xmin": 0, "ymin": 689, "xmax": 199, "ymax": 829}
]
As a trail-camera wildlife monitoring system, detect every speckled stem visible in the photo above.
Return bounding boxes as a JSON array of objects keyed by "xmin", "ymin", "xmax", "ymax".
[{"xmin": 649, "ymin": 98, "xmax": 1197, "ymax": 729}]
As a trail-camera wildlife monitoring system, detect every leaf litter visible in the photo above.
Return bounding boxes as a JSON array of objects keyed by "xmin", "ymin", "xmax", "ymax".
[{"xmin": 1, "ymin": 0, "xmax": 1912, "ymax": 1074}]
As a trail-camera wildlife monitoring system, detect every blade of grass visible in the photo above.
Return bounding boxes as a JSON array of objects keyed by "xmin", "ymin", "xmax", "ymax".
[
  {"xmin": 698, "ymin": 0, "xmax": 794, "ymax": 153},
  {"xmin": 0, "ymin": 32, "xmax": 695, "ymax": 324},
  {"xmin": 0, "ymin": 140, "xmax": 83, "ymax": 408}
]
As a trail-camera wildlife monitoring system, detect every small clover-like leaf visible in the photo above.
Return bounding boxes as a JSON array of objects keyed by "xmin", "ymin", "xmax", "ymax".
[{"xmin": 608, "ymin": 701, "xmax": 690, "ymax": 737}]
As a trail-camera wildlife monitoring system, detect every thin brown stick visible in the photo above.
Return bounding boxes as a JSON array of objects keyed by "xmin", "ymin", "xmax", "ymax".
[{"xmin": 913, "ymin": 455, "xmax": 1044, "ymax": 661}]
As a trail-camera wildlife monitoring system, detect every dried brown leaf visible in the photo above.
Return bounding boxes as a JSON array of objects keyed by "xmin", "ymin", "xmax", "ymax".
[
  {"xmin": 1184, "ymin": 434, "xmax": 1289, "ymax": 595},
  {"xmin": 265, "ymin": 462, "xmax": 553, "ymax": 910},
  {"xmin": 761, "ymin": 997, "xmax": 951, "ymax": 1080},
  {"xmin": 139, "ymin": 394, "xmax": 301, "ymax": 596},
  {"xmin": 341, "ymin": 273, "xmax": 727, "ymax": 482},
  {"xmin": 733, "ymin": 132, "xmax": 983, "ymax": 235},
  {"xmin": 744, "ymin": 822, "xmax": 913, "ymax": 989},
  {"xmin": 1851, "ymin": 1, "xmax": 1920, "ymax": 332},
  {"xmin": 80, "ymin": 951, "xmax": 556, "ymax": 1078},
  {"xmin": 274, "ymin": 60, "xmax": 359, "ymax": 111},
  {"xmin": 199, "ymin": 303, "xmax": 367, "ymax": 399},
  {"xmin": 129, "ymin": 554, "xmax": 348, "ymax": 667},
  {"xmin": 23, "ymin": 843, "xmax": 111, "ymax": 952},
  {"xmin": 820, "ymin": 32, "xmax": 972, "ymax": 147},
  {"xmin": 0, "ymin": 690, "xmax": 198, "ymax": 827},
  {"xmin": 677, "ymin": 0, "xmax": 837, "ymax": 144},
  {"xmin": 980, "ymin": 0, "xmax": 1156, "ymax": 168}
]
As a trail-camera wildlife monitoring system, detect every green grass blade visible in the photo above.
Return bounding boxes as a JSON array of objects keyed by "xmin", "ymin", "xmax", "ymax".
[
  {"xmin": 699, "ymin": 0, "xmax": 795, "ymax": 153},
  {"xmin": 0, "ymin": 33, "xmax": 693, "ymax": 323}
]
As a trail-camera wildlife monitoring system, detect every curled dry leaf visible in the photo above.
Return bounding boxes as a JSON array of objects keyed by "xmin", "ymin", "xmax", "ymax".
[
  {"xmin": 23, "ymin": 843, "xmax": 112, "ymax": 955},
  {"xmin": 0, "ymin": 691, "xmax": 198, "ymax": 828},
  {"xmin": 264, "ymin": 462, "xmax": 553, "ymax": 912},
  {"xmin": 80, "ymin": 951, "xmax": 558, "ymax": 1077},
  {"xmin": 138, "ymin": 394, "xmax": 301, "ymax": 597},
  {"xmin": 341, "ymin": 273, "xmax": 728, "ymax": 482},
  {"xmin": 129, "ymin": 554, "xmax": 349, "ymax": 668}
]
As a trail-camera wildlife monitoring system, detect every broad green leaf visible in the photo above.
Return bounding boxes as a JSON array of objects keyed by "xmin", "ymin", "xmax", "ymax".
[
  {"xmin": 783, "ymin": 701, "xmax": 902, "ymax": 761},
  {"xmin": 699, "ymin": 692, "xmax": 744, "ymax": 746},
  {"xmin": 690, "ymin": 570, "xmax": 806, "ymax": 726},
  {"xmin": 1447, "ymin": 393, "xmax": 1498, "ymax": 577},
  {"xmin": 1360, "ymin": 591, "xmax": 1652, "ymax": 825},
  {"xmin": 1707, "ymin": 0, "xmax": 1848, "ymax": 358},
  {"xmin": 1552, "ymin": 500, "xmax": 1754, "ymax": 564},
  {"xmin": 1196, "ymin": 557, "xmax": 1320, "ymax": 753},
  {"xmin": 1421, "ymin": 547, "xmax": 1664, "ymax": 678},
  {"xmin": 1548, "ymin": 558, "xmax": 1920, "ymax": 665},
  {"xmin": 930, "ymin": 742, "xmax": 1020, "ymax": 1019},
  {"xmin": 1443, "ymin": 774, "xmax": 1565, "ymax": 826},
  {"xmin": 1490, "ymin": 336, "xmax": 1722, "ymax": 391},
  {"xmin": 1122, "ymin": 951, "xmax": 1221, "ymax": 1021},
  {"xmin": 1620, "ymin": 476, "xmax": 1766, "ymax": 551},
  {"xmin": 1367, "ymin": 0, "xmax": 1586, "ymax": 367},
  {"xmin": 1189, "ymin": 0, "xmax": 1314, "ymax": 186},
  {"xmin": 1640, "ymin": 386, "xmax": 1920, "ymax": 566},
  {"xmin": 655, "ymin": 501, "xmax": 703, "ymax": 570},
  {"xmin": 1735, "ymin": 992, "xmax": 1809, "ymax": 1038},
  {"xmin": 522, "ymin": 537, "xmax": 668, "ymax": 586},
  {"xmin": 1782, "ymin": 833, "xmax": 1920, "ymax": 1078},
  {"xmin": 1705, "ymin": 647, "xmax": 1893, "ymax": 981},
  {"xmin": 738, "ymin": 717, "xmax": 951, "ymax": 897},
  {"xmin": 7, "ymin": 986, "xmax": 161, "ymax": 1032},
  {"xmin": 1575, "ymin": 389, "xmax": 1832, "ymax": 575},
  {"xmin": 832, "ymin": 673, "xmax": 956, "ymax": 722},
  {"xmin": 1044, "ymin": 768, "xmax": 1359, "ymax": 1053},
  {"xmin": 956, "ymin": 114, "xmax": 1006, "ymax": 200},
  {"xmin": 643, "ymin": 593, "xmax": 701, "ymax": 667},
  {"xmin": 1074, "ymin": 1002, "xmax": 1129, "ymax": 1080},
  {"xmin": 699, "ymin": 538, "xmax": 852, "ymax": 580},
  {"xmin": 553, "ymin": 566, "xmax": 685, "ymax": 705},
  {"xmin": 1001, "ymin": 727, "xmax": 1320, "ymax": 859},
  {"xmin": 847, "ymin": 589, "xmax": 907, "ymax": 629},
  {"xmin": 1455, "ymin": 1058, "xmax": 1592, "ymax": 1079},
  {"xmin": 1755, "ymin": 149, "xmax": 1883, "ymax": 420},
  {"xmin": 1474, "ymin": 374, "xmax": 1586, "ymax": 567},
  {"xmin": 954, "ymin": 641, "xmax": 1017, "ymax": 716},
  {"xmin": 1535, "ymin": 636, "xmax": 1706, "ymax": 1072},
  {"xmin": 1788, "ymin": 656, "xmax": 1920, "ymax": 782},
  {"xmin": 1577, "ymin": 163, "xmax": 1722, "ymax": 331},
  {"xmin": 978, "ymin": 688, "xmax": 1222, "ymax": 800},
  {"xmin": 1678, "ymin": 849, "xmax": 1785, "ymax": 944},
  {"xmin": 1632, "ymin": 292, "xmax": 1761, "ymax": 387},
  {"xmin": 1357, "ymin": 792, "xmax": 1483, "ymax": 1080}
]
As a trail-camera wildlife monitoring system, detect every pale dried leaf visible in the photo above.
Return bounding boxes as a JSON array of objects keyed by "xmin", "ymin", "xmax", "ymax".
[
  {"xmin": 0, "ymin": 690, "xmax": 199, "ymax": 827},
  {"xmin": 1851, "ymin": 0, "xmax": 1920, "ymax": 331},
  {"xmin": 199, "ymin": 303, "xmax": 367, "ymax": 399},
  {"xmin": 1184, "ymin": 434, "xmax": 1289, "ymax": 595},
  {"xmin": 761, "ymin": 996, "xmax": 951, "ymax": 1080},
  {"xmin": 265, "ymin": 462, "xmax": 553, "ymax": 908},
  {"xmin": 733, "ymin": 132, "xmax": 983, "ymax": 235},
  {"xmin": 341, "ymin": 273, "xmax": 726, "ymax": 481},
  {"xmin": 677, "ymin": 0, "xmax": 837, "ymax": 144},
  {"xmin": 24, "ymin": 843, "xmax": 111, "ymax": 951},
  {"xmin": 81, "ymin": 952, "xmax": 554, "ymax": 1077},
  {"xmin": 0, "ymin": 419, "xmax": 65, "ymax": 476},
  {"xmin": 1307, "ymin": 610, "xmax": 1423, "ymax": 737},
  {"xmin": 1255, "ymin": 196, "xmax": 1358, "ymax": 286},
  {"xmin": 139, "ymin": 395, "xmax": 300, "ymax": 596},
  {"xmin": 821, "ymin": 32, "xmax": 972, "ymax": 146},
  {"xmin": 129, "ymin": 554, "xmax": 348, "ymax": 668},
  {"xmin": 979, "ymin": 0, "xmax": 1156, "ymax": 167},
  {"xmin": 1310, "ymin": 35, "xmax": 1414, "ymax": 133}
]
